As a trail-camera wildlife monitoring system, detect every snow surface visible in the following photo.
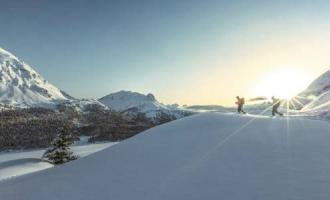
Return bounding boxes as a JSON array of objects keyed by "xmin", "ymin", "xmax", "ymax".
[
  {"xmin": 0, "ymin": 47, "xmax": 71, "ymax": 107},
  {"xmin": 0, "ymin": 142, "xmax": 117, "ymax": 181},
  {"xmin": 1, "ymin": 112, "xmax": 330, "ymax": 200},
  {"xmin": 0, "ymin": 159, "xmax": 52, "ymax": 182}
]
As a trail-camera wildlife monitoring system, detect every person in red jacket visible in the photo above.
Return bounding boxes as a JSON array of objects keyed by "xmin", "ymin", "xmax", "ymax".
[{"xmin": 235, "ymin": 96, "xmax": 246, "ymax": 114}]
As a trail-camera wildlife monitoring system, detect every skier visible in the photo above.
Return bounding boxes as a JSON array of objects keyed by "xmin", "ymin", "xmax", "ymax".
[
  {"xmin": 235, "ymin": 96, "xmax": 246, "ymax": 114},
  {"xmin": 271, "ymin": 96, "xmax": 283, "ymax": 116}
]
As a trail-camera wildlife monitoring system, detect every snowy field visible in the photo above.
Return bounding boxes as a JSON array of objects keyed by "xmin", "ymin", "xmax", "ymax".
[
  {"xmin": 2, "ymin": 112, "xmax": 330, "ymax": 200},
  {"xmin": 0, "ymin": 141, "xmax": 117, "ymax": 181}
]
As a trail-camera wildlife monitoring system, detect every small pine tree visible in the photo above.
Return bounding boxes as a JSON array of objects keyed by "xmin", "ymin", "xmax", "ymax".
[{"xmin": 43, "ymin": 126, "xmax": 78, "ymax": 165}]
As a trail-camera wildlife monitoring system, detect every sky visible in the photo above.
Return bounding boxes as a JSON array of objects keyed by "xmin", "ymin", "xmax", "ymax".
[{"xmin": 1, "ymin": 0, "xmax": 330, "ymax": 106}]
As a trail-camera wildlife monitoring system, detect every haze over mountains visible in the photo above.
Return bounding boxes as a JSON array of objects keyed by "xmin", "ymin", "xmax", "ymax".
[
  {"xmin": 1, "ymin": 47, "xmax": 330, "ymax": 121},
  {"xmin": 0, "ymin": 47, "xmax": 193, "ymax": 122},
  {"xmin": 2, "ymin": 49, "xmax": 330, "ymax": 200}
]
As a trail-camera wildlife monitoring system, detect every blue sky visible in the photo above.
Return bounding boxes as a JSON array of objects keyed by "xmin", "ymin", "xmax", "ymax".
[{"xmin": 1, "ymin": 0, "xmax": 330, "ymax": 105}]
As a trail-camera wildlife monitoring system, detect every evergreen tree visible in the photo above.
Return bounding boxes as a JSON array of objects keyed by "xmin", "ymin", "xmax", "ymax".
[{"xmin": 43, "ymin": 126, "xmax": 78, "ymax": 165}]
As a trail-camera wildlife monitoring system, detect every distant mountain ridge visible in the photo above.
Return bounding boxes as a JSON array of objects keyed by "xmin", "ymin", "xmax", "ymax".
[
  {"xmin": 99, "ymin": 90, "xmax": 194, "ymax": 123},
  {"xmin": 4, "ymin": 46, "xmax": 330, "ymax": 121},
  {"xmin": 99, "ymin": 91, "xmax": 162, "ymax": 113}
]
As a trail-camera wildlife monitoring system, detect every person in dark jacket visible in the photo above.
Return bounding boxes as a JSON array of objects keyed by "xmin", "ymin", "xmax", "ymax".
[
  {"xmin": 272, "ymin": 96, "xmax": 283, "ymax": 116},
  {"xmin": 235, "ymin": 96, "xmax": 246, "ymax": 114}
]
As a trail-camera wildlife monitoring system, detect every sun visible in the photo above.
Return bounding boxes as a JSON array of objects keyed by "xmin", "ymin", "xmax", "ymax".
[{"xmin": 252, "ymin": 68, "xmax": 312, "ymax": 99}]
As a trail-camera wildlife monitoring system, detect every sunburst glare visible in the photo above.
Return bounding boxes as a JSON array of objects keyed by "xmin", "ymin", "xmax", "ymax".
[{"xmin": 252, "ymin": 68, "xmax": 313, "ymax": 100}]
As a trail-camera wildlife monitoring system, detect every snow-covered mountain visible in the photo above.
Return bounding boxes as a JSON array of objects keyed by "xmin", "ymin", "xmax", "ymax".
[
  {"xmin": 298, "ymin": 90, "xmax": 330, "ymax": 120},
  {"xmin": 300, "ymin": 69, "xmax": 330, "ymax": 97},
  {"xmin": 99, "ymin": 91, "xmax": 163, "ymax": 112},
  {"xmin": 2, "ymin": 113, "xmax": 330, "ymax": 200},
  {"xmin": 292, "ymin": 69, "xmax": 330, "ymax": 120},
  {"xmin": 294, "ymin": 70, "xmax": 330, "ymax": 108},
  {"xmin": 99, "ymin": 90, "xmax": 194, "ymax": 122},
  {"xmin": 301, "ymin": 90, "xmax": 330, "ymax": 111},
  {"xmin": 0, "ymin": 47, "xmax": 72, "ymax": 107}
]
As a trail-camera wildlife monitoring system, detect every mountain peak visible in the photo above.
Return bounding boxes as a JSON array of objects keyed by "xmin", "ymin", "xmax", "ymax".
[
  {"xmin": 99, "ymin": 91, "xmax": 193, "ymax": 122},
  {"xmin": 0, "ymin": 47, "xmax": 72, "ymax": 107},
  {"xmin": 99, "ymin": 90, "xmax": 161, "ymax": 112},
  {"xmin": 110, "ymin": 90, "xmax": 157, "ymax": 101}
]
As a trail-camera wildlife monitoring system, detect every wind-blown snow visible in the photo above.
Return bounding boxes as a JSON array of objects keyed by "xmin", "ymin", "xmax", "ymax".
[
  {"xmin": 0, "ymin": 47, "xmax": 72, "ymax": 107},
  {"xmin": 1, "ymin": 113, "xmax": 330, "ymax": 200}
]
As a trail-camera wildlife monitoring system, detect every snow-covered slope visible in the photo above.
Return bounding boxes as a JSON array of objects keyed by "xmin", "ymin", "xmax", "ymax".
[
  {"xmin": 0, "ymin": 47, "xmax": 72, "ymax": 107},
  {"xmin": 99, "ymin": 90, "xmax": 194, "ymax": 122},
  {"xmin": 294, "ymin": 69, "xmax": 330, "ymax": 108},
  {"xmin": 300, "ymin": 69, "xmax": 330, "ymax": 97},
  {"xmin": 0, "ymin": 141, "xmax": 117, "ymax": 181},
  {"xmin": 58, "ymin": 98, "xmax": 108, "ymax": 113},
  {"xmin": 298, "ymin": 90, "xmax": 330, "ymax": 120},
  {"xmin": 301, "ymin": 90, "xmax": 330, "ymax": 111},
  {"xmin": 293, "ymin": 69, "xmax": 330, "ymax": 119},
  {"xmin": 2, "ymin": 113, "xmax": 330, "ymax": 200}
]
